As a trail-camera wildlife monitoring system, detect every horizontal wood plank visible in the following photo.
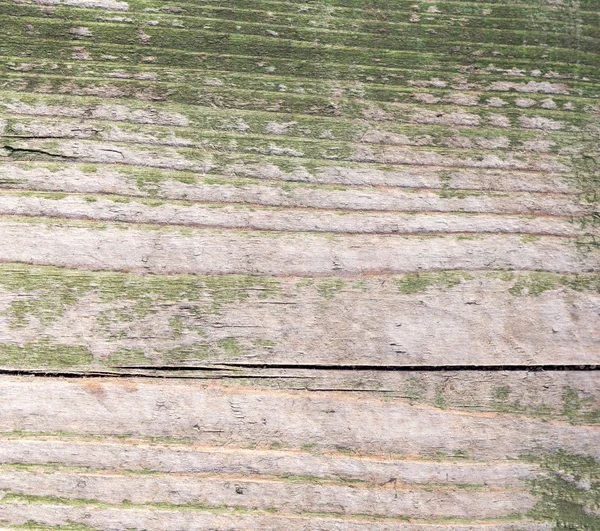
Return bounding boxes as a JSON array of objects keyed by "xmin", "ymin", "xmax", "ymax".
[{"xmin": 0, "ymin": 0, "xmax": 598, "ymax": 527}]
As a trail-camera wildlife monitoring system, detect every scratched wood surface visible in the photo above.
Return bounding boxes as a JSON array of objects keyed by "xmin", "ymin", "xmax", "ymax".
[{"xmin": 0, "ymin": 0, "xmax": 599, "ymax": 529}]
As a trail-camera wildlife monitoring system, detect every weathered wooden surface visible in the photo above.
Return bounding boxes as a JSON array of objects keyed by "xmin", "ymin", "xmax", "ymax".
[{"xmin": 0, "ymin": 0, "xmax": 599, "ymax": 528}]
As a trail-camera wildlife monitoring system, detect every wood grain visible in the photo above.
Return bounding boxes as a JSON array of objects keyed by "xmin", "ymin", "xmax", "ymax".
[{"xmin": 0, "ymin": 0, "xmax": 598, "ymax": 528}]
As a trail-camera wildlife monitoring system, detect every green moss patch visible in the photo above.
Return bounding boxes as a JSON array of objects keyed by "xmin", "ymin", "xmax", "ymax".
[
  {"xmin": 525, "ymin": 450, "xmax": 600, "ymax": 529},
  {"xmin": 394, "ymin": 271, "xmax": 474, "ymax": 295}
]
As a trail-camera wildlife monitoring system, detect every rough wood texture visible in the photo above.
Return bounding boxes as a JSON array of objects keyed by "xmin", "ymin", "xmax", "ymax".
[{"xmin": 0, "ymin": 0, "xmax": 599, "ymax": 528}]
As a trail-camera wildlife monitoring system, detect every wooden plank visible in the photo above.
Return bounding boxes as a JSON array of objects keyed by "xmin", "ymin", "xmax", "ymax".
[
  {"xmin": 1, "ymin": 378, "xmax": 598, "ymax": 460},
  {"xmin": 0, "ymin": 265, "xmax": 599, "ymax": 368},
  {"xmin": 0, "ymin": 438, "xmax": 540, "ymax": 486},
  {"xmin": 0, "ymin": 0, "xmax": 598, "ymax": 527},
  {"xmin": 0, "ymin": 376, "xmax": 596, "ymax": 528},
  {"xmin": 0, "ymin": 193, "xmax": 590, "ymax": 236},
  {"xmin": 0, "ymin": 507, "xmax": 553, "ymax": 531},
  {"xmin": 0, "ymin": 162, "xmax": 587, "ymax": 215},
  {"xmin": 0, "ymin": 221, "xmax": 596, "ymax": 275}
]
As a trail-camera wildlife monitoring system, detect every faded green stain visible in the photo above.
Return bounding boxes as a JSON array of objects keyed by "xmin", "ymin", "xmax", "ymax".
[
  {"xmin": 486, "ymin": 271, "xmax": 515, "ymax": 282},
  {"xmin": 395, "ymin": 275, "xmax": 433, "ymax": 295},
  {"xmin": 389, "ymin": 379, "xmax": 599, "ymax": 425},
  {"xmin": 117, "ymin": 167, "xmax": 170, "ymax": 196},
  {"xmin": 295, "ymin": 278, "xmax": 314, "ymax": 288},
  {"xmin": 1, "ymin": 265, "xmax": 599, "ymax": 372},
  {"xmin": 254, "ymin": 339, "xmax": 276, "ymax": 349},
  {"xmin": 10, "ymin": 191, "xmax": 68, "ymax": 200},
  {"xmin": 437, "ymin": 189, "xmax": 477, "ymax": 200},
  {"xmin": 281, "ymin": 474, "xmax": 368, "ymax": 488},
  {"xmin": 429, "ymin": 450, "xmax": 472, "ymax": 462},
  {"xmin": 300, "ymin": 443, "xmax": 318, "ymax": 453},
  {"xmin": 203, "ymin": 275, "xmax": 280, "ymax": 309},
  {"xmin": 520, "ymin": 235, "xmax": 542, "ymax": 244},
  {"xmin": 351, "ymin": 280, "xmax": 370, "ymax": 292},
  {"xmin": 559, "ymin": 275, "xmax": 600, "ymax": 293}
]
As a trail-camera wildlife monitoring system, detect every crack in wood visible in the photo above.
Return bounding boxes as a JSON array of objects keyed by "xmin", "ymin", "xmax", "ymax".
[
  {"xmin": 1, "ymin": 145, "xmax": 71, "ymax": 159},
  {"xmin": 0, "ymin": 364, "xmax": 596, "ymax": 379}
]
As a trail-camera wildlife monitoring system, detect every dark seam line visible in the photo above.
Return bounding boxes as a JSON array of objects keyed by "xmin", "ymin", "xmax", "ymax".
[
  {"xmin": 218, "ymin": 363, "xmax": 600, "ymax": 371},
  {"xmin": 1, "ymin": 365, "xmax": 599, "ymax": 379},
  {"xmin": 112, "ymin": 363, "xmax": 600, "ymax": 372}
]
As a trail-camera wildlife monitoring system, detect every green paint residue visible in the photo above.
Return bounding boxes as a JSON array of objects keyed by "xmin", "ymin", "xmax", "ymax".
[
  {"xmin": 295, "ymin": 278, "xmax": 314, "ymax": 288},
  {"xmin": 486, "ymin": 271, "xmax": 515, "ymax": 282},
  {"xmin": 434, "ymin": 383, "xmax": 447, "ymax": 410},
  {"xmin": 254, "ymin": 339, "xmax": 276, "ymax": 349}
]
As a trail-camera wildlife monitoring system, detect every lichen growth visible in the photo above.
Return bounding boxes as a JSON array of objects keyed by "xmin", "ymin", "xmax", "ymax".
[
  {"xmin": 0, "ymin": 340, "xmax": 95, "ymax": 369},
  {"xmin": 218, "ymin": 337, "xmax": 245, "ymax": 357},
  {"xmin": 0, "ymin": 267, "xmax": 94, "ymax": 329},
  {"xmin": 395, "ymin": 271, "xmax": 474, "ymax": 295},
  {"xmin": 5, "ymin": 522, "xmax": 98, "ymax": 531},
  {"xmin": 107, "ymin": 348, "xmax": 152, "ymax": 366},
  {"xmin": 490, "ymin": 386, "xmax": 524, "ymax": 414},
  {"xmin": 509, "ymin": 273, "xmax": 600, "ymax": 297},
  {"xmin": 315, "ymin": 278, "xmax": 345, "ymax": 299},
  {"xmin": 561, "ymin": 386, "xmax": 600, "ymax": 425},
  {"xmin": 525, "ymin": 450, "xmax": 600, "ymax": 529},
  {"xmin": 0, "ymin": 265, "xmax": 281, "ymax": 333},
  {"xmin": 403, "ymin": 377, "xmax": 426, "ymax": 405}
]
